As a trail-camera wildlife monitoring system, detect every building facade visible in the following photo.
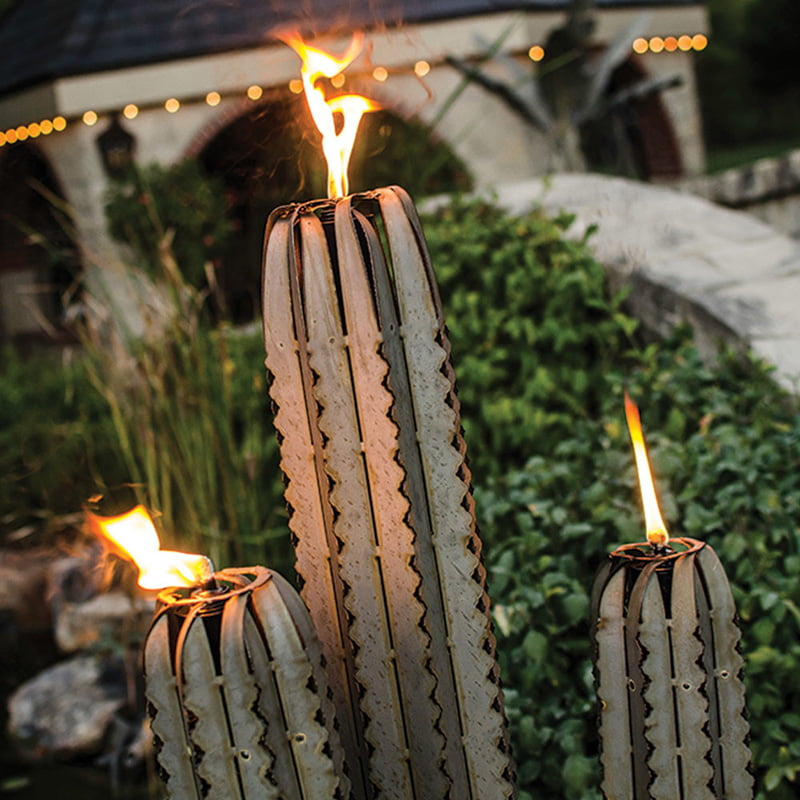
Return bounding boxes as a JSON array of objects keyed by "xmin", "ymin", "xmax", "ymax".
[{"xmin": 0, "ymin": 0, "xmax": 709, "ymax": 339}]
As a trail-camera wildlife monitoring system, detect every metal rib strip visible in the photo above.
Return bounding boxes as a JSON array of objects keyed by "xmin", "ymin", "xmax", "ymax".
[
  {"xmin": 624, "ymin": 562, "xmax": 657, "ymax": 799},
  {"xmin": 180, "ymin": 614, "xmax": 243, "ymax": 800},
  {"xmin": 670, "ymin": 554, "xmax": 715, "ymax": 800},
  {"xmin": 335, "ymin": 200, "xmax": 449, "ymax": 798},
  {"xmin": 299, "ymin": 213, "xmax": 412, "ymax": 799},
  {"xmin": 353, "ymin": 203, "xmax": 469, "ymax": 797},
  {"xmin": 144, "ymin": 612, "xmax": 201, "ymax": 800},
  {"xmin": 263, "ymin": 210, "xmax": 368, "ymax": 798},
  {"xmin": 269, "ymin": 572, "xmax": 353, "ymax": 800},
  {"xmin": 219, "ymin": 592, "xmax": 281, "ymax": 798},
  {"xmin": 594, "ymin": 566, "xmax": 633, "ymax": 800},
  {"xmin": 250, "ymin": 574, "xmax": 346, "ymax": 799},
  {"xmin": 376, "ymin": 186, "xmax": 514, "ymax": 799},
  {"xmin": 696, "ymin": 546, "xmax": 753, "ymax": 800},
  {"xmin": 639, "ymin": 571, "xmax": 680, "ymax": 799}
]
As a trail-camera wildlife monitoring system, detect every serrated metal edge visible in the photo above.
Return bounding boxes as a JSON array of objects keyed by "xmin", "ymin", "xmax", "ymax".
[
  {"xmin": 180, "ymin": 613, "xmax": 243, "ymax": 800},
  {"xmin": 376, "ymin": 186, "xmax": 514, "ymax": 799},
  {"xmin": 219, "ymin": 592, "xmax": 282, "ymax": 798},
  {"xmin": 593, "ymin": 567, "xmax": 633, "ymax": 800},
  {"xmin": 144, "ymin": 612, "xmax": 201, "ymax": 799},
  {"xmin": 671, "ymin": 554, "xmax": 715, "ymax": 799},
  {"xmin": 298, "ymin": 213, "xmax": 413, "ymax": 798},
  {"xmin": 250, "ymin": 575, "xmax": 346, "ymax": 799},
  {"xmin": 352, "ymin": 205, "xmax": 465, "ymax": 797},
  {"xmin": 334, "ymin": 200, "xmax": 450, "ymax": 798},
  {"xmin": 269, "ymin": 571, "xmax": 353, "ymax": 800},
  {"xmin": 639, "ymin": 570, "xmax": 680, "ymax": 799},
  {"xmin": 263, "ymin": 211, "xmax": 368, "ymax": 798},
  {"xmin": 696, "ymin": 546, "xmax": 754, "ymax": 800}
]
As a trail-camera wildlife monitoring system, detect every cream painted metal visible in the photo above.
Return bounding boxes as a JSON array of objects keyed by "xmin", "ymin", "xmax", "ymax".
[
  {"xmin": 144, "ymin": 567, "xmax": 349, "ymax": 800},
  {"xmin": 263, "ymin": 186, "xmax": 515, "ymax": 799},
  {"xmin": 591, "ymin": 539, "xmax": 753, "ymax": 800}
]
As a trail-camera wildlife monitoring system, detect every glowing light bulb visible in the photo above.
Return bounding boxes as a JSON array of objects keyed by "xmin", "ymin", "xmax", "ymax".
[
  {"xmin": 633, "ymin": 38, "xmax": 648, "ymax": 54},
  {"xmin": 123, "ymin": 104, "xmax": 139, "ymax": 120},
  {"xmin": 247, "ymin": 85, "xmax": 263, "ymax": 101},
  {"xmin": 205, "ymin": 91, "xmax": 221, "ymax": 106},
  {"xmin": 528, "ymin": 45, "xmax": 545, "ymax": 62},
  {"xmin": 414, "ymin": 60, "xmax": 431, "ymax": 77},
  {"xmin": 83, "ymin": 110, "xmax": 98, "ymax": 126},
  {"xmin": 165, "ymin": 98, "xmax": 180, "ymax": 113}
]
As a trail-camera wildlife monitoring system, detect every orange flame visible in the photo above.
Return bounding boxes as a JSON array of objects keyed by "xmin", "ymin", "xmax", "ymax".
[
  {"xmin": 281, "ymin": 32, "xmax": 378, "ymax": 198},
  {"xmin": 89, "ymin": 505, "xmax": 214, "ymax": 589},
  {"xmin": 624, "ymin": 392, "xmax": 669, "ymax": 547}
]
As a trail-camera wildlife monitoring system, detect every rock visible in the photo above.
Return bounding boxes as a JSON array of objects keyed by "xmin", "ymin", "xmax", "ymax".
[
  {"xmin": 0, "ymin": 548, "xmax": 62, "ymax": 631},
  {"xmin": 7, "ymin": 654, "xmax": 127, "ymax": 760},
  {"xmin": 54, "ymin": 589, "xmax": 154, "ymax": 653}
]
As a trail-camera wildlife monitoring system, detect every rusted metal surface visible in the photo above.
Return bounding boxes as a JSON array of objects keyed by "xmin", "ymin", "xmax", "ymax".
[
  {"xmin": 262, "ymin": 186, "xmax": 515, "ymax": 799},
  {"xmin": 591, "ymin": 538, "xmax": 753, "ymax": 800},
  {"xmin": 144, "ymin": 567, "xmax": 349, "ymax": 800}
]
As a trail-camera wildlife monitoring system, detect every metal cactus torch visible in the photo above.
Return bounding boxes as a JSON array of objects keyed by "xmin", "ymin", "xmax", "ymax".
[
  {"xmin": 91, "ymin": 506, "xmax": 350, "ymax": 800},
  {"xmin": 263, "ymin": 34, "xmax": 514, "ymax": 800},
  {"xmin": 591, "ymin": 395, "xmax": 753, "ymax": 800}
]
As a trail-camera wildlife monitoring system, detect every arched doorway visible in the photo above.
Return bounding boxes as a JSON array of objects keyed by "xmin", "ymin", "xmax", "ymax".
[
  {"xmin": 198, "ymin": 91, "xmax": 471, "ymax": 322},
  {"xmin": 581, "ymin": 55, "xmax": 684, "ymax": 180},
  {"xmin": 0, "ymin": 144, "xmax": 77, "ymax": 343}
]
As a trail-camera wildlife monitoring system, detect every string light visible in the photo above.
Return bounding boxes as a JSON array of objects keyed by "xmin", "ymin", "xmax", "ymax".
[
  {"xmin": 414, "ymin": 60, "xmax": 430, "ymax": 77},
  {"xmin": 40, "ymin": 119, "xmax": 54, "ymax": 134},
  {"xmin": 289, "ymin": 79, "xmax": 303, "ymax": 94},
  {"xmin": 123, "ymin": 103, "xmax": 139, "ymax": 119},
  {"xmin": 246, "ymin": 85, "xmax": 263, "ymax": 100},
  {"xmin": 82, "ymin": 110, "xmax": 98, "ymax": 126},
  {"xmin": 15, "ymin": 125, "xmax": 29, "ymax": 141},
  {"xmin": 27, "ymin": 122, "xmax": 41, "ymax": 138},
  {"xmin": 53, "ymin": 116, "xmax": 66, "ymax": 131},
  {"xmin": 164, "ymin": 97, "xmax": 180, "ymax": 113},
  {"xmin": 331, "ymin": 74, "xmax": 346, "ymax": 88},
  {"xmin": 632, "ymin": 32, "xmax": 709, "ymax": 54},
  {"xmin": 528, "ymin": 45, "xmax": 545, "ymax": 62},
  {"xmin": 205, "ymin": 91, "xmax": 221, "ymax": 106},
  {"xmin": 372, "ymin": 66, "xmax": 388, "ymax": 82}
]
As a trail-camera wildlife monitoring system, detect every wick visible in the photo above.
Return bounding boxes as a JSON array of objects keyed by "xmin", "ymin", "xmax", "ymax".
[{"xmin": 192, "ymin": 575, "xmax": 223, "ymax": 597}]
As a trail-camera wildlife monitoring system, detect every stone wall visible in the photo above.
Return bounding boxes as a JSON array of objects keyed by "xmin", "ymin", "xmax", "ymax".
[{"xmin": 678, "ymin": 149, "xmax": 800, "ymax": 238}]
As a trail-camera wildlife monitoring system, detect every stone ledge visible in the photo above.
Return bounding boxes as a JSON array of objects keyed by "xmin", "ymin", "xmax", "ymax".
[{"xmin": 478, "ymin": 174, "xmax": 800, "ymax": 392}]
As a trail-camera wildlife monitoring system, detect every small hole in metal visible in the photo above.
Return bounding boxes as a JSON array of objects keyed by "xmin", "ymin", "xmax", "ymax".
[
  {"xmin": 682, "ymin": 682, "xmax": 692, "ymax": 691},
  {"xmin": 294, "ymin": 733, "xmax": 306, "ymax": 744},
  {"xmin": 720, "ymin": 669, "xmax": 730, "ymax": 679},
  {"xmin": 627, "ymin": 678, "xmax": 636, "ymax": 692},
  {"xmin": 240, "ymin": 750, "xmax": 251, "ymax": 760}
]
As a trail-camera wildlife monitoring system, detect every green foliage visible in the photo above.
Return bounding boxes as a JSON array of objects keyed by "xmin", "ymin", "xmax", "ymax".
[
  {"xmin": 421, "ymin": 198, "xmax": 800, "ymax": 799},
  {"xmin": 0, "ymin": 346, "xmax": 124, "ymax": 532},
  {"xmin": 423, "ymin": 197, "xmax": 636, "ymax": 481},
  {"xmin": 104, "ymin": 160, "xmax": 234, "ymax": 290},
  {"xmin": 80, "ymin": 258, "xmax": 288, "ymax": 571}
]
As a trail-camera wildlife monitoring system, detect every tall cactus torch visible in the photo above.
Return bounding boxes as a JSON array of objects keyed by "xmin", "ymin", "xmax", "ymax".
[{"xmin": 262, "ymin": 185, "xmax": 515, "ymax": 799}]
